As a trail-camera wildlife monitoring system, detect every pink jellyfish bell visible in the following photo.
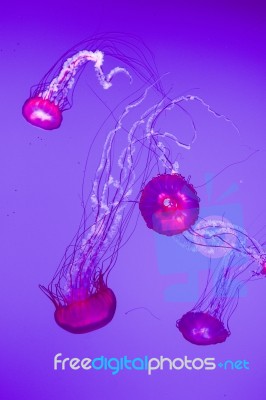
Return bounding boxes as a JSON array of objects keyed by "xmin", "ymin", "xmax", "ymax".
[
  {"xmin": 139, "ymin": 173, "xmax": 200, "ymax": 236},
  {"xmin": 50, "ymin": 279, "xmax": 117, "ymax": 334},
  {"xmin": 22, "ymin": 97, "xmax": 63, "ymax": 130},
  {"xmin": 177, "ymin": 311, "xmax": 230, "ymax": 345}
]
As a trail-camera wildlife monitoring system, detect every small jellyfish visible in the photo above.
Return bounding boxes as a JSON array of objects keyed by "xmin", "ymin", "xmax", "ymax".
[
  {"xmin": 177, "ymin": 311, "xmax": 230, "ymax": 345},
  {"xmin": 22, "ymin": 49, "xmax": 130, "ymax": 130},
  {"xmin": 22, "ymin": 33, "xmax": 162, "ymax": 130},
  {"xmin": 139, "ymin": 173, "xmax": 200, "ymax": 236},
  {"xmin": 177, "ymin": 247, "xmax": 266, "ymax": 345}
]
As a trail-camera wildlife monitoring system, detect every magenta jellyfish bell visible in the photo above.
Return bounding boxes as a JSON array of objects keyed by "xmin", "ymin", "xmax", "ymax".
[
  {"xmin": 22, "ymin": 97, "xmax": 63, "ymax": 130},
  {"xmin": 177, "ymin": 311, "xmax": 230, "ymax": 345},
  {"xmin": 45, "ymin": 276, "xmax": 116, "ymax": 334},
  {"xmin": 139, "ymin": 173, "xmax": 200, "ymax": 236},
  {"xmin": 176, "ymin": 246, "xmax": 266, "ymax": 346}
]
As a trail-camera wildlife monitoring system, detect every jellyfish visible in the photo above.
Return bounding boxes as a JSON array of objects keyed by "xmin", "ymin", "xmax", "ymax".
[
  {"xmin": 175, "ymin": 216, "xmax": 266, "ymax": 345},
  {"xmin": 22, "ymin": 33, "xmax": 163, "ymax": 130},
  {"xmin": 139, "ymin": 173, "xmax": 200, "ymax": 236},
  {"xmin": 177, "ymin": 244, "xmax": 266, "ymax": 345},
  {"xmin": 169, "ymin": 206, "xmax": 266, "ymax": 345},
  {"xmin": 22, "ymin": 49, "xmax": 131, "ymax": 130},
  {"xmin": 177, "ymin": 311, "xmax": 230, "ymax": 345}
]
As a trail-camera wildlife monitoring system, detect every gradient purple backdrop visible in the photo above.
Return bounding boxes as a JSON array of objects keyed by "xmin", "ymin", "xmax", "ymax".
[{"xmin": 1, "ymin": 1, "xmax": 266, "ymax": 399}]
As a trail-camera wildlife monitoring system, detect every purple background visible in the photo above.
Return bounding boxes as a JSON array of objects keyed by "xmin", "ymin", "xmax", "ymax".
[{"xmin": 1, "ymin": 1, "xmax": 266, "ymax": 399}]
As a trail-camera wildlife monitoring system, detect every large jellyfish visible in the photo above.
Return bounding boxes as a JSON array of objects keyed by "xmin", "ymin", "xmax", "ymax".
[{"xmin": 22, "ymin": 33, "xmax": 162, "ymax": 130}]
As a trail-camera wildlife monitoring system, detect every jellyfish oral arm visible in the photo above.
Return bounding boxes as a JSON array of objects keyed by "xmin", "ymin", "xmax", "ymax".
[
  {"xmin": 182, "ymin": 220, "xmax": 266, "ymax": 274},
  {"xmin": 41, "ymin": 50, "xmax": 131, "ymax": 103}
]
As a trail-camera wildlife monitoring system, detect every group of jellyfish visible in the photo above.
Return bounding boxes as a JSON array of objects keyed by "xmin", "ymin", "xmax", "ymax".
[{"xmin": 22, "ymin": 34, "xmax": 265, "ymax": 345}]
